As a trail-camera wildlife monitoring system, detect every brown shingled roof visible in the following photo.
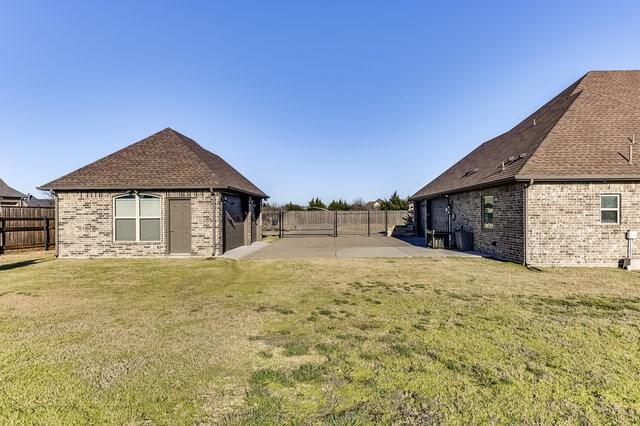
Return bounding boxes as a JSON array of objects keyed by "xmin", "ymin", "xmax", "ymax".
[
  {"xmin": 412, "ymin": 71, "xmax": 640, "ymax": 200},
  {"xmin": 38, "ymin": 128, "xmax": 267, "ymax": 197}
]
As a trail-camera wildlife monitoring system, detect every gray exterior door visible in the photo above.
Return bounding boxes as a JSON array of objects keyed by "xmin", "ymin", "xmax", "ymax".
[
  {"xmin": 169, "ymin": 199, "xmax": 191, "ymax": 254},
  {"xmin": 224, "ymin": 195, "xmax": 245, "ymax": 252}
]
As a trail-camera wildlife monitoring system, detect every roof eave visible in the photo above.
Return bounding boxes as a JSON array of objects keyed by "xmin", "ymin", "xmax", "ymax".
[
  {"xmin": 222, "ymin": 185, "xmax": 269, "ymax": 199},
  {"xmin": 37, "ymin": 184, "xmax": 268, "ymax": 198},
  {"xmin": 410, "ymin": 174, "xmax": 640, "ymax": 201},
  {"xmin": 514, "ymin": 174, "xmax": 640, "ymax": 182},
  {"xmin": 410, "ymin": 176, "xmax": 518, "ymax": 201}
]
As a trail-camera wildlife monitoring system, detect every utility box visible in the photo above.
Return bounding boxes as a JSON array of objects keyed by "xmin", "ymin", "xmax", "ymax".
[
  {"xmin": 623, "ymin": 258, "xmax": 640, "ymax": 271},
  {"xmin": 624, "ymin": 230, "xmax": 639, "ymax": 270},
  {"xmin": 455, "ymin": 231, "xmax": 474, "ymax": 251}
]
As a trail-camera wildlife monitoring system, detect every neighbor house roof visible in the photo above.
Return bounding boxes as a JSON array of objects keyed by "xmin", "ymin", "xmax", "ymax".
[
  {"xmin": 21, "ymin": 195, "xmax": 54, "ymax": 208},
  {"xmin": 0, "ymin": 178, "xmax": 26, "ymax": 199},
  {"xmin": 412, "ymin": 71, "xmax": 640, "ymax": 200},
  {"xmin": 39, "ymin": 128, "xmax": 268, "ymax": 197}
]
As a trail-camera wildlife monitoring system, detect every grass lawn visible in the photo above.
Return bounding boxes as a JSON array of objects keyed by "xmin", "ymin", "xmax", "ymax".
[{"xmin": 1, "ymin": 252, "xmax": 639, "ymax": 424}]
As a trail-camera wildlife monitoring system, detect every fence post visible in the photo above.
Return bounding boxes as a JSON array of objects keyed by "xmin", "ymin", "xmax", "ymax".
[
  {"xmin": 0, "ymin": 218, "xmax": 4, "ymax": 254},
  {"xmin": 334, "ymin": 211, "xmax": 338, "ymax": 237},
  {"xmin": 367, "ymin": 210, "xmax": 370, "ymax": 236},
  {"xmin": 278, "ymin": 211, "xmax": 283, "ymax": 238},
  {"xmin": 384, "ymin": 210, "xmax": 388, "ymax": 236},
  {"xmin": 44, "ymin": 217, "xmax": 50, "ymax": 251}
]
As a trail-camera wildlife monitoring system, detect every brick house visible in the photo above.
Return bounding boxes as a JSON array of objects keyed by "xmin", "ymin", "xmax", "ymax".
[
  {"xmin": 411, "ymin": 71, "xmax": 640, "ymax": 267},
  {"xmin": 39, "ymin": 128, "xmax": 267, "ymax": 257}
]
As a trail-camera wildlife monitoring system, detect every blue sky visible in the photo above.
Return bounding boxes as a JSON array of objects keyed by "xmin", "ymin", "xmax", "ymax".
[{"xmin": 2, "ymin": 1, "xmax": 639, "ymax": 204}]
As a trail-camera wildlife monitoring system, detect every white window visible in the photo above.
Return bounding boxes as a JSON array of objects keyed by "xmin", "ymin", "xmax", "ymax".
[
  {"xmin": 114, "ymin": 194, "xmax": 161, "ymax": 241},
  {"xmin": 600, "ymin": 194, "xmax": 620, "ymax": 224}
]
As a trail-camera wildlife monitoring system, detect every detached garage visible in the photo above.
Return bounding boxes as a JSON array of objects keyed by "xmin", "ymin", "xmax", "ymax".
[{"xmin": 38, "ymin": 128, "xmax": 267, "ymax": 258}]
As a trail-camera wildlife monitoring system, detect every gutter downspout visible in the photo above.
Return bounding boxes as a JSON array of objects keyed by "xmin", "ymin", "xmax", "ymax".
[
  {"xmin": 523, "ymin": 179, "xmax": 533, "ymax": 266},
  {"xmin": 53, "ymin": 191, "xmax": 59, "ymax": 258},
  {"xmin": 210, "ymin": 188, "xmax": 216, "ymax": 257}
]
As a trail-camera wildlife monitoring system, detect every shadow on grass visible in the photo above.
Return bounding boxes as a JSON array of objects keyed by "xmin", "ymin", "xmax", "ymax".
[{"xmin": 0, "ymin": 259, "xmax": 43, "ymax": 271}]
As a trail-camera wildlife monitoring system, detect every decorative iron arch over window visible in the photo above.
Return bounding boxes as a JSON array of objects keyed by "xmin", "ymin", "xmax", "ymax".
[{"xmin": 114, "ymin": 193, "xmax": 161, "ymax": 241}]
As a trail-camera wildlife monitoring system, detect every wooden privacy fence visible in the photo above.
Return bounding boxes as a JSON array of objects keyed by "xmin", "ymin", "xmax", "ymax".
[
  {"xmin": 262, "ymin": 210, "xmax": 410, "ymax": 237},
  {"xmin": 0, "ymin": 207, "xmax": 55, "ymax": 253}
]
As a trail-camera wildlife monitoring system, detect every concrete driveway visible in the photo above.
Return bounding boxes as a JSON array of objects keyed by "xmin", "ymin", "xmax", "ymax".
[{"xmin": 242, "ymin": 236, "xmax": 481, "ymax": 260}]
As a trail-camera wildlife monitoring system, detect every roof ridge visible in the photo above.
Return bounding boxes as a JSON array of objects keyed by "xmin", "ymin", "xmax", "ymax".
[
  {"xmin": 479, "ymin": 76, "xmax": 587, "ymax": 178},
  {"xmin": 584, "ymin": 69, "xmax": 640, "ymax": 74},
  {"xmin": 516, "ymin": 86, "xmax": 585, "ymax": 177},
  {"xmin": 415, "ymin": 82, "xmax": 580, "ymax": 199},
  {"xmin": 518, "ymin": 73, "xmax": 640, "ymax": 177},
  {"xmin": 38, "ymin": 129, "xmax": 178, "ymax": 190},
  {"xmin": 38, "ymin": 128, "xmax": 268, "ymax": 197},
  {"xmin": 168, "ymin": 130, "xmax": 226, "ymax": 186},
  {"xmin": 178, "ymin": 134, "xmax": 267, "ymax": 195},
  {"xmin": 410, "ymin": 74, "xmax": 591, "ymax": 200},
  {"xmin": 573, "ymin": 86, "xmax": 640, "ymax": 114}
]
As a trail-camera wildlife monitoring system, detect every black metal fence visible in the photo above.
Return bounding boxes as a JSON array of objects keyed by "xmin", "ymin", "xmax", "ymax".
[{"xmin": 262, "ymin": 210, "xmax": 410, "ymax": 237}]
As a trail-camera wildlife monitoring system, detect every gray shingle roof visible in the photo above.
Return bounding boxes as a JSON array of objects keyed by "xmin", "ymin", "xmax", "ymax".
[
  {"xmin": 412, "ymin": 71, "xmax": 640, "ymax": 200},
  {"xmin": 38, "ymin": 128, "xmax": 267, "ymax": 198},
  {"xmin": 0, "ymin": 178, "xmax": 26, "ymax": 198},
  {"xmin": 21, "ymin": 196, "xmax": 54, "ymax": 207}
]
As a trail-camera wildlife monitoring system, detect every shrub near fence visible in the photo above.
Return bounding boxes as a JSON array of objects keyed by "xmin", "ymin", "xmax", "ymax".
[
  {"xmin": 263, "ymin": 210, "xmax": 410, "ymax": 237},
  {"xmin": 0, "ymin": 207, "xmax": 55, "ymax": 253}
]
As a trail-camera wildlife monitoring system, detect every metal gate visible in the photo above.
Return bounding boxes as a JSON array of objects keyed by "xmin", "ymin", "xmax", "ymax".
[
  {"xmin": 223, "ymin": 195, "xmax": 245, "ymax": 252},
  {"xmin": 427, "ymin": 198, "xmax": 450, "ymax": 248},
  {"xmin": 262, "ymin": 210, "xmax": 409, "ymax": 238},
  {"xmin": 428, "ymin": 198, "xmax": 448, "ymax": 232}
]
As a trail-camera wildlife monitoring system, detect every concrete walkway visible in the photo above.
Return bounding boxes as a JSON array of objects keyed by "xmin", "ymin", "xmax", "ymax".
[
  {"xmin": 220, "ymin": 241, "xmax": 270, "ymax": 260},
  {"xmin": 242, "ymin": 236, "xmax": 482, "ymax": 260}
]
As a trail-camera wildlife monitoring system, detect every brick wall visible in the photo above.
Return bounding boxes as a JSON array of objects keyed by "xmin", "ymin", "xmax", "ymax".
[
  {"xmin": 527, "ymin": 182, "xmax": 640, "ymax": 267},
  {"xmin": 57, "ymin": 190, "xmax": 218, "ymax": 258},
  {"xmin": 244, "ymin": 198, "xmax": 252, "ymax": 245},
  {"xmin": 213, "ymin": 192, "xmax": 223, "ymax": 256},
  {"xmin": 255, "ymin": 200, "xmax": 263, "ymax": 243},
  {"xmin": 448, "ymin": 183, "xmax": 525, "ymax": 262}
]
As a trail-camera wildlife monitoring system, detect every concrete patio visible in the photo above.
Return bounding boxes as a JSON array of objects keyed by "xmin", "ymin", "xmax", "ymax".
[{"xmin": 231, "ymin": 236, "xmax": 482, "ymax": 260}]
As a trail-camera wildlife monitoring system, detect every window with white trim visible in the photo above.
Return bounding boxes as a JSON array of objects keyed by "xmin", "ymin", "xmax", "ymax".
[
  {"xmin": 600, "ymin": 194, "xmax": 620, "ymax": 224},
  {"xmin": 482, "ymin": 195, "xmax": 494, "ymax": 229},
  {"xmin": 114, "ymin": 194, "xmax": 161, "ymax": 241}
]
